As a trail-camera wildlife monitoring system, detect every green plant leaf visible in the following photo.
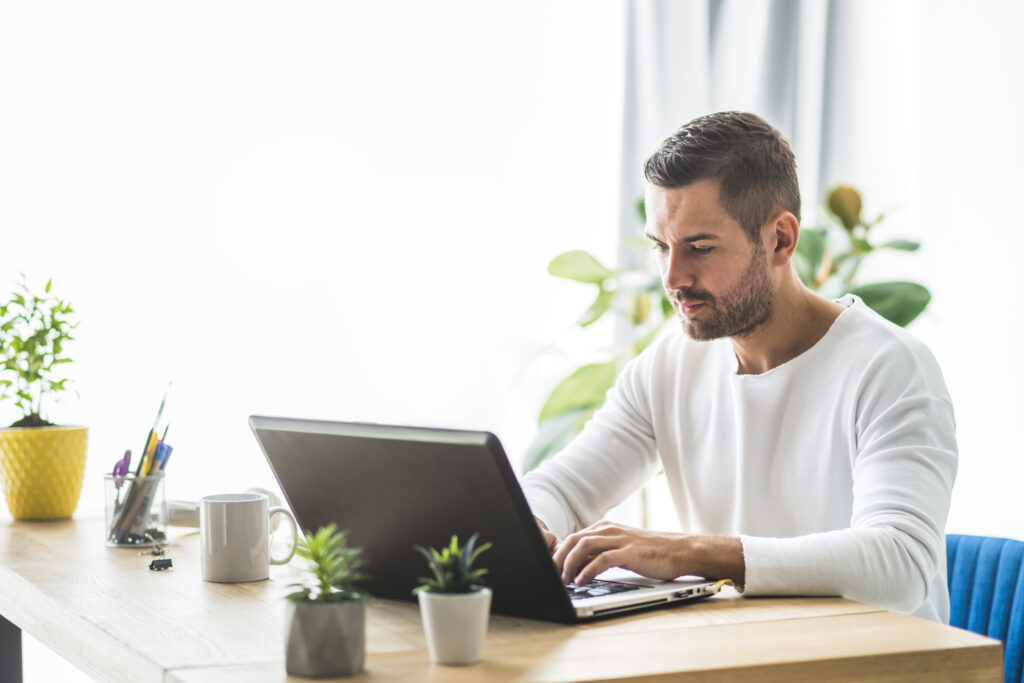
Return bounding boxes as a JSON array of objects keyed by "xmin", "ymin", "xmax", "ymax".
[
  {"xmin": 293, "ymin": 524, "xmax": 366, "ymax": 601},
  {"xmin": 538, "ymin": 360, "xmax": 616, "ymax": 422},
  {"xmin": 413, "ymin": 533, "xmax": 491, "ymax": 593},
  {"xmin": 793, "ymin": 227, "xmax": 827, "ymax": 287},
  {"xmin": 521, "ymin": 408, "xmax": 595, "ymax": 473},
  {"xmin": 878, "ymin": 239, "xmax": 920, "ymax": 252},
  {"xmin": 629, "ymin": 293, "xmax": 651, "ymax": 326},
  {"xmin": 580, "ymin": 288, "xmax": 613, "ymax": 327},
  {"xmin": 624, "ymin": 235, "xmax": 650, "ymax": 250},
  {"xmin": 849, "ymin": 281, "xmax": 931, "ymax": 327},
  {"xmin": 548, "ymin": 251, "xmax": 614, "ymax": 285},
  {"xmin": 636, "ymin": 198, "xmax": 646, "ymax": 223},
  {"xmin": 633, "ymin": 325, "xmax": 664, "ymax": 355},
  {"xmin": 851, "ymin": 236, "xmax": 873, "ymax": 254},
  {"xmin": 661, "ymin": 294, "xmax": 674, "ymax": 319}
]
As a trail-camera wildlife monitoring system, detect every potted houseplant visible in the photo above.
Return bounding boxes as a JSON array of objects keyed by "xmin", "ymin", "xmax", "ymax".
[
  {"xmin": 413, "ymin": 533, "xmax": 493, "ymax": 665},
  {"xmin": 0, "ymin": 276, "xmax": 86, "ymax": 520},
  {"xmin": 284, "ymin": 523, "xmax": 368, "ymax": 677}
]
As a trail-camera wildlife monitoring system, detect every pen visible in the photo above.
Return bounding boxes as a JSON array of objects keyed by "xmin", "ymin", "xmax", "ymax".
[
  {"xmin": 151, "ymin": 442, "xmax": 169, "ymax": 472},
  {"xmin": 134, "ymin": 382, "xmax": 172, "ymax": 476},
  {"xmin": 158, "ymin": 444, "xmax": 174, "ymax": 471}
]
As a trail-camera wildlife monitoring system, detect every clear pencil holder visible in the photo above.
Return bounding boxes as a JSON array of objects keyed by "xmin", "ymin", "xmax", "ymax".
[{"xmin": 104, "ymin": 472, "xmax": 167, "ymax": 547}]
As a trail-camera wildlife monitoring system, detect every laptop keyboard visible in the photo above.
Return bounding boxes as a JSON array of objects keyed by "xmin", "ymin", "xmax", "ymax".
[{"xmin": 565, "ymin": 580, "xmax": 643, "ymax": 600}]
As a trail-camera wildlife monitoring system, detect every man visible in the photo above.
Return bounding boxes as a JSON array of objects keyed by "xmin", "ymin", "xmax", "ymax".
[{"xmin": 521, "ymin": 111, "xmax": 957, "ymax": 622}]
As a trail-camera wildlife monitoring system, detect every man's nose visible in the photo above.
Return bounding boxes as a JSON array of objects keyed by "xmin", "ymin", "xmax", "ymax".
[{"xmin": 663, "ymin": 250, "xmax": 695, "ymax": 291}]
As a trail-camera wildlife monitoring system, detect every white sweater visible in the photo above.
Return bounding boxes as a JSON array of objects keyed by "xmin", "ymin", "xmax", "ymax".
[{"xmin": 522, "ymin": 296, "xmax": 957, "ymax": 622}]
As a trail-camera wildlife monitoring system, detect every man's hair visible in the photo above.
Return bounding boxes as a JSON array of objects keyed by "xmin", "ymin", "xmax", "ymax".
[{"xmin": 643, "ymin": 111, "xmax": 801, "ymax": 241}]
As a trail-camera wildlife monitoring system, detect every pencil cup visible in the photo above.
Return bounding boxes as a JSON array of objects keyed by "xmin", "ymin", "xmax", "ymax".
[{"xmin": 104, "ymin": 472, "xmax": 167, "ymax": 547}]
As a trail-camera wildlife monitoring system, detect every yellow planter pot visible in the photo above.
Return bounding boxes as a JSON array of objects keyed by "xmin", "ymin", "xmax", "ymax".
[{"xmin": 0, "ymin": 426, "xmax": 88, "ymax": 520}]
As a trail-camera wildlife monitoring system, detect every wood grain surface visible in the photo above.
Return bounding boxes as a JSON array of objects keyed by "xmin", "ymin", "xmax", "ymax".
[{"xmin": 0, "ymin": 513, "xmax": 1003, "ymax": 682}]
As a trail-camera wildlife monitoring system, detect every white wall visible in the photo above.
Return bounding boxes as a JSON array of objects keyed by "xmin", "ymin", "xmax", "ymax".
[
  {"xmin": 918, "ymin": 0, "xmax": 1024, "ymax": 540},
  {"xmin": 0, "ymin": 2, "xmax": 625, "ymax": 516}
]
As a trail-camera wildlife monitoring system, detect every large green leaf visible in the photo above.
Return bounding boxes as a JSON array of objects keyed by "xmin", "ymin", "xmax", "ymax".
[
  {"xmin": 794, "ymin": 227, "xmax": 827, "ymax": 287},
  {"xmin": 521, "ymin": 408, "xmax": 596, "ymax": 473},
  {"xmin": 849, "ymin": 281, "xmax": 931, "ymax": 327},
  {"xmin": 548, "ymin": 251, "xmax": 614, "ymax": 285},
  {"xmin": 579, "ymin": 288, "xmax": 613, "ymax": 327},
  {"xmin": 538, "ymin": 360, "xmax": 616, "ymax": 422}
]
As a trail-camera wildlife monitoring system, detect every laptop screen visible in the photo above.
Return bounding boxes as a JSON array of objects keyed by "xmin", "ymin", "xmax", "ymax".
[{"xmin": 250, "ymin": 416, "xmax": 575, "ymax": 622}]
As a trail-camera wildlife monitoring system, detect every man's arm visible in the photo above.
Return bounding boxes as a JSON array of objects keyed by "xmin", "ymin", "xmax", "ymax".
[{"xmin": 522, "ymin": 350, "xmax": 662, "ymax": 540}]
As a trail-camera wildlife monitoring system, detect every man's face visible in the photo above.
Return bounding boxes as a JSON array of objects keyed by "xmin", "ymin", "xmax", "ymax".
[{"xmin": 644, "ymin": 179, "xmax": 774, "ymax": 341}]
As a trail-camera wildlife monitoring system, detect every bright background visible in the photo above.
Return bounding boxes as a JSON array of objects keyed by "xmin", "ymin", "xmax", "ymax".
[{"xmin": 1, "ymin": 1, "xmax": 1021, "ymax": 680}]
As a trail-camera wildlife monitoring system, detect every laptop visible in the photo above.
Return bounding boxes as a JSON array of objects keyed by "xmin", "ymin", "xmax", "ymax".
[{"xmin": 249, "ymin": 415, "xmax": 726, "ymax": 623}]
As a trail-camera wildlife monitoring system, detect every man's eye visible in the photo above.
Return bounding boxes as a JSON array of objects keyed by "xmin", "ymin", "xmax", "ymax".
[
  {"xmin": 692, "ymin": 246, "xmax": 713, "ymax": 256},
  {"xmin": 650, "ymin": 243, "xmax": 669, "ymax": 253}
]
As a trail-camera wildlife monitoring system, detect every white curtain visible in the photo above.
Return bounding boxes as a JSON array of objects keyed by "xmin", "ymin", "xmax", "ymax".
[
  {"xmin": 618, "ymin": 0, "xmax": 921, "ymax": 248},
  {"xmin": 619, "ymin": 0, "xmax": 834, "ymax": 253}
]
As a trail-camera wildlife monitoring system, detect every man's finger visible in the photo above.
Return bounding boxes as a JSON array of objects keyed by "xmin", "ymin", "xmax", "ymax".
[
  {"xmin": 552, "ymin": 533, "xmax": 579, "ymax": 571},
  {"xmin": 561, "ymin": 536, "xmax": 620, "ymax": 584},
  {"xmin": 574, "ymin": 549, "xmax": 623, "ymax": 586}
]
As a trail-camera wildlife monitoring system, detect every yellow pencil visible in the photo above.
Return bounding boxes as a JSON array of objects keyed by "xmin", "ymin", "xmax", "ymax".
[{"xmin": 141, "ymin": 431, "xmax": 159, "ymax": 476}]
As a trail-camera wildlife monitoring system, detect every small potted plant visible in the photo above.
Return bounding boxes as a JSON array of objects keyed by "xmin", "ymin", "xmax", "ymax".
[
  {"xmin": 413, "ymin": 533, "xmax": 493, "ymax": 665},
  {"xmin": 284, "ymin": 523, "xmax": 368, "ymax": 678},
  {"xmin": 0, "ymin": 276, "xmax": 86, "ymax": 519}
]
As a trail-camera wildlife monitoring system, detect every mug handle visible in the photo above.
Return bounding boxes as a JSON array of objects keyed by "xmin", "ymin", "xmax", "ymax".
[{"xmin": 269, "ymin": 506, "xmax": 298, "ymax": 565}]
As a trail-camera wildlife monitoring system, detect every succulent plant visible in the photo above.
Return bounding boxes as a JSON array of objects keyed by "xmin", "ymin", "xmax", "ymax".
[
  {"xmin": 413, "ymin": 533, "xmax": 492, "ymax": 594},
  {"xmin": 286, "ymin": 523, "xmax": 367, "ymax": 602}
]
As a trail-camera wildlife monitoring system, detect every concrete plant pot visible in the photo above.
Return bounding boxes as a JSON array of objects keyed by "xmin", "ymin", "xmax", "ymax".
[
  {"xmin": 285, "ymin": 598, "xmax": 365, "ymax": 677},
  {"xmin": 417, "ymin": 587, "xmax": 491, "ymax": 665}
]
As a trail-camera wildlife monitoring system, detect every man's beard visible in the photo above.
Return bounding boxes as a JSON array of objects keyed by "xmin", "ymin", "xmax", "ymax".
[{"xmin": 668, "ymin": 245, "xmax": 774, "ymax": 341}]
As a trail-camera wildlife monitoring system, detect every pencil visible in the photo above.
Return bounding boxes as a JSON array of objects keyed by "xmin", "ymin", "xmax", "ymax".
[{"xmin": 133, "ymin": 429, "xmax": 154, "ymax": 476}]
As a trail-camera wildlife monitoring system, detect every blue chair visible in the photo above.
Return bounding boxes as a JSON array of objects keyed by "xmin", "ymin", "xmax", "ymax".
[{"xmin": 947, "ymin": 534, "xmax": 1024, "ymax": 683}]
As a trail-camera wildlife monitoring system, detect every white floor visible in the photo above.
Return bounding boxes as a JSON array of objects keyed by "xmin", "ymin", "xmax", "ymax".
[{"xmin": 23, "ymin": 632, "xmax": 92, "ymax": 682}]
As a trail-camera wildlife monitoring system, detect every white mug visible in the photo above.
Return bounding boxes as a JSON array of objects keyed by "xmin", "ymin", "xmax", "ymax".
[{"xmin": 200, "ymin": 492, "xmax": 298, "ymax": 583}]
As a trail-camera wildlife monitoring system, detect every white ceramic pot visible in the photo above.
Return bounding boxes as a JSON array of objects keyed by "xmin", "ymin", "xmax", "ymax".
[{"xmin": 417, "ymin": 587, "xmax": 492, "ymax": 665}]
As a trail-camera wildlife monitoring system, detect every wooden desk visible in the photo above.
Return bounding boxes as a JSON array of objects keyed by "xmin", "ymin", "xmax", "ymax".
[{"xmin": 0, "ymin": 514, "xmax": 1003, "ymax": 682}]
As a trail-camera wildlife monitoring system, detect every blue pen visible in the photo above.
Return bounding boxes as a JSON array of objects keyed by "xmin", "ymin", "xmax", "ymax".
[
  {"xmin": 158, "ymin": 444, "xmax": 174, "ymax": 471},
  {"xmin": 150, "ymin": 443, "xmax": 168, "ymax": 473}
]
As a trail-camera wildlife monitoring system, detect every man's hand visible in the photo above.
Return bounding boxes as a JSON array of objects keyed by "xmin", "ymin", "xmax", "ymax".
[
  {"xmin": 535, "ymin": 517, "xmax": 560, "ymax": 554},
  {"xmin": 552, "ymin": 520, "xmax": 745, "ymax": 588}
]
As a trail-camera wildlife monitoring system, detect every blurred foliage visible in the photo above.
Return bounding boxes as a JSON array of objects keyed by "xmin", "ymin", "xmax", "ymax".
[
  {"xmin": 523, "ymin": 186, "xmax": 930, "ymax": 474},
  {"xmin": 0, "ymin": 275, "xmax": 78, "ymax": 427}
]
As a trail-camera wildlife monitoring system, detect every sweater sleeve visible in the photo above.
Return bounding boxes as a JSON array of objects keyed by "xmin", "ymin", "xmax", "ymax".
[
  {"xmin": 740, "ymin": 339, "xmax": 957, "ymax": 617},
  {"xmin": 521, "ymin": 351, "xmax": 661, "ymax": 540}
]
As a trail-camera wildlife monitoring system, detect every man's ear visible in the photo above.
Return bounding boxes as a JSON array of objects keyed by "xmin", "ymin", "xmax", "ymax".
[{"xmin": 768, "ymin": 211, "xmax": 799, "ymax": 267}]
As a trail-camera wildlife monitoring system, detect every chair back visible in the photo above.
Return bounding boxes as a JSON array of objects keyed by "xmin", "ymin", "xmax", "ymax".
[{"xmin": 947, "ymin": 534, "xmax": 1024, "ymax": 683}]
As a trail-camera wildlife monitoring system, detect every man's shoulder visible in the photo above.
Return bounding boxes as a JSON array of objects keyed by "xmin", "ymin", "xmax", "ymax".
[
  {"xmin": 827, "ymin": 297, "xmax": 946, "ymax": 387},
  {"xmin": 832, "ymin": 297, "xmax": 935, "ymax": 359}
]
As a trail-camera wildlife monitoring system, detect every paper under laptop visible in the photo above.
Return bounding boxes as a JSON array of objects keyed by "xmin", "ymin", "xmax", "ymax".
[{"xmin": 249, "ymin": 415, "xmax": 726, "ymax": 623}]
